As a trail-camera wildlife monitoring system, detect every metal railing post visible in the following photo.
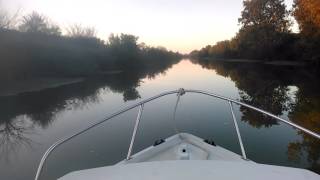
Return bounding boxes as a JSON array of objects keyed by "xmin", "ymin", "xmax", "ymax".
[
  {"xmin": 228, "ymin": 101, "xmax": 247, "ymax": 160},
  {"xmin": 172, "ymin": 88, "xmax": 185, "ymax": 133},
  {"xmin": 126, "ymin": 104, "xmax": 144, "ymax": 160},
  {"xmin": 35, "ymin": 88, "xmax": 320, "ymax": 180}
]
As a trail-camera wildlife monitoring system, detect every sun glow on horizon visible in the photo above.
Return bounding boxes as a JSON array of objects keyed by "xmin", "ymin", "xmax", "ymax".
[{"xmin": 3, "ymin": 0, "xmax": 294, "ymax": 53}]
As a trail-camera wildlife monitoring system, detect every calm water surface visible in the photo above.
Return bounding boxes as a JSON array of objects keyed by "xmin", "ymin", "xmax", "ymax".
[{"xmin": 0, "ymin": 59, "xmax": 319, "ymax": 179}]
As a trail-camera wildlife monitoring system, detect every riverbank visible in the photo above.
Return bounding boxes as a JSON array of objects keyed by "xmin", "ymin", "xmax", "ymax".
[
  {"xmin": 0, "ymin": 78, "xmax": 84, "ymax": 97},
  {"xmin": 198, "ymin": 57, "xmax": 307, "ymax": 66},
  {"xmin": 1, "ymin": 59, "xmax": 319, "ymax": 180},
  {"xmin": 0, "ymin": 30, "xmax": 181, "ymax": 87}
]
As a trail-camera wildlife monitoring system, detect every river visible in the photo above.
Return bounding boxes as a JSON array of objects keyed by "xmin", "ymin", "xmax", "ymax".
[{"xmin": 0, "ymin": 59, "xmax": 319, "ymax": 180}]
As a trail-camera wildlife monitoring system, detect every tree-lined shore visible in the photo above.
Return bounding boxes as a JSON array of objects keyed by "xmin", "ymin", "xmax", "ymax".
[
  {"xmin": 190, "ymin": 0, "xmax": 320, "ymax": 68},
  {"xmin": 0, "ymin": 11, "xmax": 181, "ymax": 85}
]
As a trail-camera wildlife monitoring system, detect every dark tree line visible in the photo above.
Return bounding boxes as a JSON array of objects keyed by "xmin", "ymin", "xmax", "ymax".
[
  {"xmin": 0, "ymin": 11, "xmax": 181, "ymax": 83},
  {"xmin": 191, "ymin": 0, "xmax": 320, "ymax": 67},
  {"xmin": 0, "ymin": 9, "xmax": 182, "ymax": 158}
]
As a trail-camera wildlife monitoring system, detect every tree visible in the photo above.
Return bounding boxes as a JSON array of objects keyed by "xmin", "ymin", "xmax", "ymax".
[
  {"xmin": 234, "ymin": 0, "xmax": 291, "ymax": 60},
  {"xmin": 293, "ymin": 0, "xmax": 320, "ymax": 37},
  {"xmin": 0, "ymin": 9, "xmax": 9, "ymax": 29},
  {"xmin": 108, "ymin": 33, "xmax": 139, "ymax": 57},
  {"xmin": 239, "ymin": 0, "xmax": 290, "ymax": 33},
  {"xmin": 293, "ymin": 0, "xmax": 320, "ymax": 65},
  {"xmin": 19, "ymin": 11, "xmax": 61, "ymax": 35},
  {"xmin": 234, "ymin": 25, "xmax": 287, "ymax": 59},
  {"xmin": 66, "ymin": 24, "xmax": 97, "ymax": 38},
  {"xmin": 0, "ymin": 5, "xmax": 19, "ymax": 29},
  {"xmin": 107, "ymin": 33, "xmax": 140, "ymax": 70}
]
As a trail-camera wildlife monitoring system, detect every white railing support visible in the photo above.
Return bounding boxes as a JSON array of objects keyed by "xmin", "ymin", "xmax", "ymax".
[
  {"xmin": 228, "ymin": 101, "xmax": 247, "ymax": 160},
  {"xmin": 35, "ymin": 88, "xmax": 320, "ymax": 180},
  {"xmin": 126, "ymin": 104, "xmax": 144, "ymax": 160}
]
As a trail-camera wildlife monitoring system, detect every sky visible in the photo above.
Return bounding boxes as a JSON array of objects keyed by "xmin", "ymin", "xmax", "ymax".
[{"xmin": 2, "ymin": 0, "xmax": 294, "ymax": 53}]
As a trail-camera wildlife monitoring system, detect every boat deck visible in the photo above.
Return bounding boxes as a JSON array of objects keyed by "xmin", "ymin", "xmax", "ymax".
[
  {"xmin": 59, "ymin": 133, "xmax": 319, "ymax": 180},
  {"xmin": 119, "ymin": 133, "xmax": 247, "ymax": 164}
]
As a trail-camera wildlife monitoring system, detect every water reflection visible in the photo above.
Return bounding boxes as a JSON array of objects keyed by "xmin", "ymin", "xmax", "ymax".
[
  {"xmin": 0, "ymin": 115, "xmax": 35, "ymax": 162},
  {"xmin": 192, "ymin": 58, "xmax": 320, "ymax": 172},
  {"xmin": 1, "ymin": 59, "xmax": 319, "ymax": 179},
  {"xmin": 0, "ymin": 58, "xmax": 179, "ymax": 163},
  {"xmin": 288, "ymin": 86, "xmax": 320, "ymax": 172}
]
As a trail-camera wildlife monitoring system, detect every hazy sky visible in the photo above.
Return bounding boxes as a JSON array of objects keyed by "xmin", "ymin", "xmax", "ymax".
[{"xmin": 3, "ymin": 0, "xmax": 294, "ymax": 53}]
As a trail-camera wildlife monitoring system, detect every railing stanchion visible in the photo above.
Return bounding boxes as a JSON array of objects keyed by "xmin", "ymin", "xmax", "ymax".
[
  {"xmin": 228, "ymin": 101, "xmax": 247, "ymax": 160},
  {"xmin": 126, "ymin": 104, "xmax": 144, "ymax": 160},
  {"xmin": 35, "ymin": 88, "xmax": 320, "ymax": 180},
  {"xmin": 172, "ymin": 88, "xmax": 185, "ymax": 133}
]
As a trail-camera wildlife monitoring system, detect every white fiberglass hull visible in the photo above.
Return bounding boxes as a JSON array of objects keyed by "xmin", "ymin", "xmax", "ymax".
[{"xmin": 59, "ymin": 133, "xmax": 319, "ymax": 180}]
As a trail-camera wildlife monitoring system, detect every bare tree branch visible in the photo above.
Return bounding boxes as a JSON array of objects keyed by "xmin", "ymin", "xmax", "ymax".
[
  {"xmin": 19, "ymin": 11, "xmax": 61, "ymax": 35},
  {"xmin": 66, "ymin": 24, "xmax": 97, "ymax": 38},
  {"xmin": 0, "ymin": 4, "xmax": 20, "ymax": 29}
]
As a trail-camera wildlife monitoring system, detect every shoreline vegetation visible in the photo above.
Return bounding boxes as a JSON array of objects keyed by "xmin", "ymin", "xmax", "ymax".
[
  {"xmin": 0, "ymin": 77, "xmax": 84, "ymax": 96},
  {"xmin": 197, "ymin": 57, "xmax": 307, "ymax": 66},
  {"xmin": 0, "ymin": 11, "xmax": 182, "ymax": 96},
  {"xmin": 190, "ymin": 0, "xmax": 320, "ymax": 70},
  {"xmin": 1, "ymin": 0, "xmax": 319, "ymax": 96}
]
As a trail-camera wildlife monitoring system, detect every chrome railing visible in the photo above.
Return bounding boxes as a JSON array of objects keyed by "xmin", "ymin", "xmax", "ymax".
[{"xmin": 35, "ymin": 88, "xmax": 320, "ymax": 180}]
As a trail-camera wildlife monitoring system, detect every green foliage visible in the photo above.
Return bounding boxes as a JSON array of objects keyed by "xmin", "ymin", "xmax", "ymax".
[
  {"xmin": 0, "ymin": 30, "xmax": 100, "ymax": 81},
  {"xmin": 0, "ymin": 7, "xmax": 182, "ymax": 83},
  {"xmin": 234, "ymin": 25, "xmax": 293, "ymax": 59},
  {"xmin": 239, "ymin": 0, "xmax": 290, "ymax": 32},
  {"xmin": 192, "ymin": 0, "xmax": 320, "ymax": 67},
  {"xmin": 205, "ymin": 40, "xmax": 237, "ymax": 58},
  {"xmin": 107, "ymin": 33, "xmax": 140, "ymax": 69},
  {"xmin": 0, "ymin": 28, "xmax": 181, "ymax": 83}
]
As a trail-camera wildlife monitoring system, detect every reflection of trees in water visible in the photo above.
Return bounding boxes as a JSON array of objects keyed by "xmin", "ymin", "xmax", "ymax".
[
  {"xmin": 0, "ymin": 82, "xmax": 103, "ymax": 128},
  {"xmin": 0, "ymin": 82, "xmax": 103, "ymax": 159},
  {"xmin": 0, "ymin": 115, "xmax": 35, "ymax": 161},
  {"xmin": 287, "ymin": 85, "xmax": 320, "ymax": 173},
  {"xmin": 123, "ymin": 88, "xmax": 141, "ymax": 102},
  {"xmin": 194, "ymin": 59, "xmax": 292, "ymax": 128},
  {"xmin": 193, "ymin": 59, "xmax": 320, "ymax": 172},
  {"xmin": 239, "ymin": 85, "xmax": 290, "ymax": 128},
  {"xmin": 0, "ymin": 57, "xmax": 179, "ymax": 159},
  {"xmin": 101, "ymin": 72, "xmax": 143, "ymax": 102}
]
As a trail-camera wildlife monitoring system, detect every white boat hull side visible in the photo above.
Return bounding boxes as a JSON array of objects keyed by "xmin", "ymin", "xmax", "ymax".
[
  {"xmin": 59, "ymin": 160, "xmax": 319, "ymax": 180},
  {"xmin": 59, "ymin": 133, "xmax": 319, "ymax": 180},
  {"xmin": 119, "ymin": 133, "xmax": 248, "ymax": 164}
]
